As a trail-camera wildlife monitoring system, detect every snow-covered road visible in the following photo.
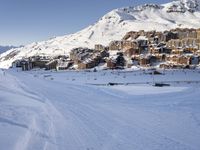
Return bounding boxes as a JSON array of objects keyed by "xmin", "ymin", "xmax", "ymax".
[{"xmin": 0, "ymin": 69, "xmax": 200, "ymax": 150}]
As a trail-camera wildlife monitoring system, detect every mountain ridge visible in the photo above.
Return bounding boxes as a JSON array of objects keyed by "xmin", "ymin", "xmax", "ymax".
[
  {"xmin": 1, "ymin": 0, "xmax": 200, "ymax": 68},
  {"xmin": 0, "ymin": 45, "xmax": 19, "ymax": 53}
]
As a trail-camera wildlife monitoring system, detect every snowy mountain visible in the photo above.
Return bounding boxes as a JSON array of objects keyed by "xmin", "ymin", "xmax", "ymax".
[
  {"xmin": 0, "ymin": 46, "xmax": 18, "ymax": 54},
  {"xmin": 1, "ymin": 0, "xmax": 200, "ymax": 69}
]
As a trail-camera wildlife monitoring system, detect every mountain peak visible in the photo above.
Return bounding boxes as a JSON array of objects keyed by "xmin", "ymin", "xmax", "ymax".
[
  {"xmin": 163, "ymin": 0, "xmax": 200, "ymax": 13},
  {"xmin": 122, "ymin": 4, "xmax": 162, "ymax": 12},
  {"xmin": 1, "ymin": 0, "xmax": 200, "ymax": 69}
]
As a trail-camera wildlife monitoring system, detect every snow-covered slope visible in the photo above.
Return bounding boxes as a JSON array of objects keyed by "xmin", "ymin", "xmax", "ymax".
[
  {"xmin": 0, "ymin": 46, "xmax": 18, "ymax": 54},
  {"xmin": 1, "ymin": 0, "xmax": 200, "ymax": 68},
  {"xmin": 1, "ymin": 69, "xmax": 200, "ymax": 150}
]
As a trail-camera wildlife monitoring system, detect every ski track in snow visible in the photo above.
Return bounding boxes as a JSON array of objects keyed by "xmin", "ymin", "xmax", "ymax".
[{"xmin": 0, "ymin": 69, "xmax": 200, "ymax": 150}]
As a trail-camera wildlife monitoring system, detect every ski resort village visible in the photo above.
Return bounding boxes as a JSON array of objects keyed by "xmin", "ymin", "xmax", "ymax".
[
  {"xmin": 7, "ymin": 28, "xmax": 200, "ymax": 71},
  {"xmin": 0, "ymin": 0, "xmax": 200, "ymax": 150}
]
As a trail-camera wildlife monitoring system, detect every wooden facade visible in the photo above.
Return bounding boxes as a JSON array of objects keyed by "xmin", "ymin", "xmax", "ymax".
[{"xmin": 109, "ymin": 41, "xmax": 123, "ymax": 50}]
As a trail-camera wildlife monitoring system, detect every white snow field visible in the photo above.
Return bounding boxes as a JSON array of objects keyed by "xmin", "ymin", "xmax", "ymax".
[{"xmin": 0, "ymin": 68, "xmax": 200, "ymax": 150}]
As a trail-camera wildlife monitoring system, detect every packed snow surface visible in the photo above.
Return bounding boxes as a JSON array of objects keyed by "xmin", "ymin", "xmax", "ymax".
[
  {"xmin": 1, "ymin": 0, "xmax": 200, "ymax": 68},
  {"xmin": 0, "ymin": 68, "xmax": 200, "ymax": 150}
]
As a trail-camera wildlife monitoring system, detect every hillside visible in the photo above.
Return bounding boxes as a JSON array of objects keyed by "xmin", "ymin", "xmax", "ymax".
[
  {"xmin": 0, "ymin": 0, "xmax": 200, "ymax": 69},
  {"xmin": 0, "ymin": 46, "xmax": 18, "ymax": 54}
]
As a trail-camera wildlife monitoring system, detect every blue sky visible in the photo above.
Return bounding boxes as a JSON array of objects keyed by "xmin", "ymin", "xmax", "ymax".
[{"xmin": 0, "ymin": 0, "xmax": 169, "ymax": 46}]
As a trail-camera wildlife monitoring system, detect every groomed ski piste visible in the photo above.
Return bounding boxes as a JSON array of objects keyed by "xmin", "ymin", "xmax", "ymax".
[{"xmin": 0, "ymin": 68, "xmax": 200, "ymax": 150}]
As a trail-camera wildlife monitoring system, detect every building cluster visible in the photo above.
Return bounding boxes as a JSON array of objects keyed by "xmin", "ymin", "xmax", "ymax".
[
  {"xmin": 69, "ymin": 47, "xmax": 108, "ymax": 69},
  {"xmin": 13, "ymin": 28, "xmax": 200, "ymax": 71},
  {"xmin": 12, "ymin": 55, "xmax": 72, "ymax": 71},
  {"xmin": 106, "ymin": 28, "xmax": 200, "ymax": 69},
  {"xmin": 12, "ymin": 47, "xmax": 108, "ymax": 71}
]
